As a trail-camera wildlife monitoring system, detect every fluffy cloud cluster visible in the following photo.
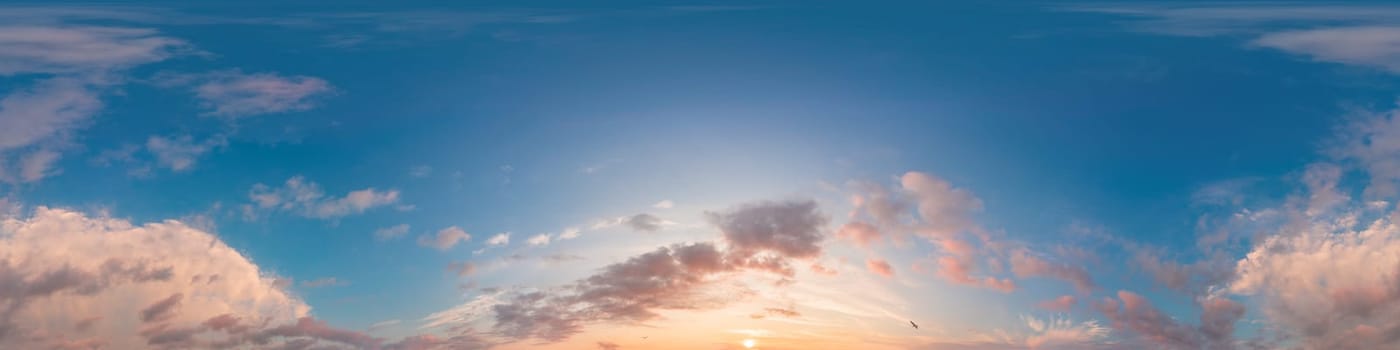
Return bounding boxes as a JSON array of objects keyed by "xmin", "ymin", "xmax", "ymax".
[
  {"xmin": 1228, "ymin": 202, "xmax": 1400, "ymax": 349},
  {"xmin": 1096, "ymin": 291, "xmax": 1243, "ymax": 350},
  {"xmin": 247, "ymin": 176, "xmax": 401, "ymax": 220},
  {"xmin": 847, "ymin": 172, "xmax": 1091, "ymax": 293},
  {"xmin": 0, "ymin": 207, "xmax": 338, "ymax": 349},
  {"xmin": 0, "ymin": 206, "xmax": 487, "ymax": 350}
]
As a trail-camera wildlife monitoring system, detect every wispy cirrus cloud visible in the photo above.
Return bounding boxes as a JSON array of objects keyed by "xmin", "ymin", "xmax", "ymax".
[
  {"xmin": 1071, "ymin": 3, "xmax": 1400, "ymax": 74},
  {"xmin": 375, "ymin": 223, "xmax": 411, "ymax": 241},
  {"xmin": 155, "ymin": 69, "xmax": 334, "ymax": 118},
  {"xmin": 0, "ymin": 25, "xmax": 187, "ymax": 183}
]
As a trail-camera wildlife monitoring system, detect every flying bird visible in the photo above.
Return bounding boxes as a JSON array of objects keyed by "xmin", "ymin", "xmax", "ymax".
[
  {"xmin": 641, "ymin": 336, "xmax": 649, "ymax": 340},
  {"xmin": 910, "ymin": 321, "xmax": 919, "ymax": 329}
]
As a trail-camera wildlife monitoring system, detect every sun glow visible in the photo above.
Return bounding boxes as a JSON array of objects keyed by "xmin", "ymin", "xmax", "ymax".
[{"xmin": 743, "ymin": 339, "xmax": 756, "ymax": 348}]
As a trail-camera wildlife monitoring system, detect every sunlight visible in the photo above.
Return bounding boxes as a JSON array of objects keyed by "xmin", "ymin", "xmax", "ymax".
[{"xmin": 743, "ymin": 338, "xmax": 757, "ymax": 348}]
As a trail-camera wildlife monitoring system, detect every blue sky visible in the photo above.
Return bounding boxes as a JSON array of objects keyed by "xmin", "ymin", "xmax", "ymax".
[{"xmin": 5, "ymin": 1, "xmax": 1400, "ymax": 350}]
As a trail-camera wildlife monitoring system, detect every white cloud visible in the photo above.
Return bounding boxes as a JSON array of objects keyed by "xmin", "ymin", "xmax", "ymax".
[
  {"xmin": 418, "ymin": 226, "xmax": 470, "ymax": 251},
  {"xmin": 0, "ymin": 207, "xmax": 311, "ymax": 349},
  {"xmin": 246, "ymin": 176, "xmax": 401, "ymax": 220},
  {"xmin": 408, "ymin": 165, "xmax": 432, "ymax": 178},
  {"xmin": 653, "ymin": 199, "xmax": 674, "ymax": 209},
  {"xmin": 375, "ymin": 223, "xmax": 410, "ymax": 241},
  {"xmin": 557, "ymin": 227, "xmax": 580, "ymax": 240},
  {"xmin": 486, "ymin": 232, "xmax": 510, "ymax": 246},
  {"xmin": 526, "ymin": 233, "xmax": 551, "ymax": 246}
]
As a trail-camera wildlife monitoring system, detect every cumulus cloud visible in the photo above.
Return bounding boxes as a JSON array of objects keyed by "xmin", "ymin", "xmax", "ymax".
[
  {"xmin": 850, "ymin": 172, "xmax": 1020, "ymax": 291},
  {"xmin": 526, "ymin": 233, "xmax": 550, "ymax": 246},
  {"xmin": 139, "ymin": 293, "xmax": 183, "ymax": 323},
  {"xmin": 1229, "ymin": 205, "xmax": 1400, "ymax": 349},
  {"xmin": 418, "ymin": 226, "xmax": 470, "ymax": 251},
  {"xmin": 557, "ymin": 227, "xmax": 580, "ymax": 240},
  {"xmin": 1329, "ymin": 106, "xmax": 1400, "ymax": 198},
  {"xmin": 156, "ymin": 70, "xmax": 334, "ymax": 118},
  {"xmin": 247, "ymin": 176, "xmax": 401, "ymax": 220},
  {"xmin": 486, "ymin": 232, "xmax": 510, "ymax": 246},
  {"xmin": 375, "ymin": 224, "xmax": 410, "ymax": 241},
  {"xmin": 936, "ymin": 255, "xmax": 1016, "ymax": 293},
  {"xmin": 490, "ymin": 242, "xmax": 742, "ymax": 341},
  {"xmin": 866, "ymin": 258, "xmax": 894, "ymax": 278},
  {"xmin": 900, "ymin": 172, "xmax": 984, "ymax": 238},
  {"xmin": 707, "ymin": 200, "xmax": 828, "ymax": 259},
  {"xmin": 590, "ymin": 213, "xmax": 674, "ymax": 233},
  {"xmin": 836, "ymin": 221, "xmax": 881, "ymax": 247},
  {"xmin": 653, "ymin": 200, "xmax": 674, "ymax": 209},
  {"xmin": 628, "ymin": 213, "xmax": 663, "ymax": 232},
  {"xmin": 0, "ymin": 207, "xmax": 394, "ymax": 349}
]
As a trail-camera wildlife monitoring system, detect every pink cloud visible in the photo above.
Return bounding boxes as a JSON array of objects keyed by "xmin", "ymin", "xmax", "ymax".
[
  {"xmin": 1010, "ymin": 249, "xmax": 1096, "ymax": 292},
  {"xmin": 866, "ymin": 258, "xmax": 895, "ymax": 278},
  {"xmin": 1096, "ymin": 290, "xmax": 1242, "ymax": 349},
  {"xmin": 937, "ymin": 256, "xmax": 1015, "ymax": 293},
  {"xmin": 1039, "ymin": 295, "xmax": 1077, "ymax": 312},
  {"xmin": 0, "ymin": 207, "xmax": 409, "ymax": 349},
  {"xmin": 418, "ymin": 226, "xmax": 471, "ymax": 250},
  {"xmin": 837, "ymin": 221, "xmax": 882, "ymax": 247}
]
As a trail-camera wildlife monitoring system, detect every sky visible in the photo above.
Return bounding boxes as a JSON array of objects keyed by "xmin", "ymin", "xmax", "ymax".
[{"xmin": 6, "ymin": 1, "xmax": 1400, "ymax": 349}]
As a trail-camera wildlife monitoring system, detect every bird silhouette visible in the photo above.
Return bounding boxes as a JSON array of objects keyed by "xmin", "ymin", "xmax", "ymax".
[
  {"xmin": 641, "ymin": 336, "xmax": 649, "ymax": 340},
  {"xmin": 910, "ymin": 321, "xmax": 919, "ymax": 329}
]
